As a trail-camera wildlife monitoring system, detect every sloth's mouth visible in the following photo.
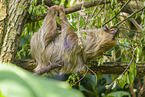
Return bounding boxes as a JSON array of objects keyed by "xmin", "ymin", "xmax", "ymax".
[
  {"xmin": 110, "ymin": 28, "xmax": 119, "ymax": 37},
  {"xmin": 103, "ymin": 25, "xmax": 119, "ymax": 36}
]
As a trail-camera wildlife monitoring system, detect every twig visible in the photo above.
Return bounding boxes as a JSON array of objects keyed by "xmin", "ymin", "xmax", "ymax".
[
  {"xmin": 95, "ymin": 4, "xmax": 105, "ymax": 16},
  {"xmin": 102, "ymin": 0, "xmax": 131, "ymax": 27},
  {"xmin": 129, "ymin": 17, "xmax": 142, "ymax": 31},
  {"xmin": 138, "ymin": 78, "xmax": 145, "ymax": 97},
  {"xmin": 83, "ymin": 0, "xmax": 104, "ymax": 29},
  {"xmin": 85, "ymin": 64, "xmax": 97, "ymax": 83},
  {"xmin": 34, "ymin": 63, "xmax": 62, "ymax": 75},
  {"xmin": 111, "ymin": 6, "xmax": 145, "ymax": 28}
]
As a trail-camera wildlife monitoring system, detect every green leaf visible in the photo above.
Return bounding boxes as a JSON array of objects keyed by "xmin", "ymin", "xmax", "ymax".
[
  {"xmin": 34, "ymin": 0, "xmax": 37, "ymax": 5},
  {"xmin": 68, "ymin": 0, "xmax": 76, "ymax": 7},
  {"xmin": 112, "ymin": 81, "xmax": 116, "ymax": 89},
  {"xmin": 0, "ymin": 90, "xmax": 5, "ymax": 97},
  {"xmin": 117, "ymin": 76, "xmax": 126, "ymax": 88},
  {"xmin": 21, "ymin": 5, "xmax": 25, "ymax": 10},
  {"xmin": 129, "ymin": 71, "xmax": 134, "ymax": 84},
  {"xmin": 60, "ymin": 0, "xmax": 66, "ymax": 5},
  {"xmin": 0, "ymin": 63, "xmax": 84, "ymax": 97},
  {"xmin": 127, "ymin": 73, "xmax": 130, "ymax": 84},
  {"xmin": 124, "ymin": 72, "xmax": 127, "ymax": 82},
  {"xmin": 97, "ymin": 14, "xmax": 102, "ymax": 27},
  {"xmin": 67, "ymin": 73, "xmax": 80, "ymax": 86},
  {"xmin": 135, "ymin": 47, "xmax": 141, "ymax": 62},
  {"xmin": 107, "ymin": 91, "xmax": 131, "ymax": 97},
  {"xmin": 128, "ymin": 63, "xmax": 137, "ymax": 84},
  {"xmin": 79, "ymin": 85, "xmax": 90, "ymax": 93},
  {"xmin": 111, "ymin": 0, "xmax": 114, "ymax": 5},
  {"xmin": 83, "ymin": 35, "xmax": 86, "ymax": 39}
]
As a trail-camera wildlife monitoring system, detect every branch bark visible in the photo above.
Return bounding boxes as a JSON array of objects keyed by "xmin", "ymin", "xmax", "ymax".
[
  {"xmin": 37, "ymin": 0, "xmax": 54, "ymax": 7},
  {"xmin": 27, "ymin": 0, "xmax": 110, "ymax": 23},
  {"xmin": 64, "ymin": 0, "xmax": 110, "ymax": 14},
  {"xmin": 27, "ymin": 0, "xmax": 141, "ymax": 23},
  {"xmin": 14, "ymin": 59, "xmax": 145, "ymax": 77},
  {"xmin": 0, "ymin": 0, "xmax": 30, "ymax": 62},
  {"xmin": 34, "ymin": 63, "xmax": 62, "ymax": 75},
  {"xmin": 14, "ymin": 59, "xmax": 36, "ymax": 72}
]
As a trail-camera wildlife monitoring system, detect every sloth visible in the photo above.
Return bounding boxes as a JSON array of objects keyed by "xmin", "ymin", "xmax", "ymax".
[{"xmin": 30, "ymin": 5, "xmax": 119, "ymax": 73}]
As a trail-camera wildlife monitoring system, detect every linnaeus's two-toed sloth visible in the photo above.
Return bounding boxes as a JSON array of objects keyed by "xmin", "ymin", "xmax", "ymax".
[{"xmin": 30, "ymin": 5, "xmax": 119, "ymax": 73}]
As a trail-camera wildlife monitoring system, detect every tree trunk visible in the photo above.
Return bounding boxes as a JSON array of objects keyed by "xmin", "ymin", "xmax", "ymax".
[{"xmin": 0, "ymin": 0, "xmax": 30, "ymax": 62}]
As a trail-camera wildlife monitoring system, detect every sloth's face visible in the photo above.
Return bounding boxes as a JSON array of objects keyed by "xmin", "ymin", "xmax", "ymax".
[{"xmin": 92, "ymin": 26, "xmax": 119, "ymax": 58}]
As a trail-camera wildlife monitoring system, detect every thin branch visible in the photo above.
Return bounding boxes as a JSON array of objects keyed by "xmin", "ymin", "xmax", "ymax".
[
  {"xmin": 111, "ymin": 6, "xmax": 145, "ymax": 28},
  {"xmin": 83, "ymin": 0, "xmax": 105, "ymax": 29},
  {"xmin": 65, "ymin": 0, "xmax": 109, "ymax": 14},
  {"xmin": 118, "ymin": 0, "xmax": 134, "ymax": 14},
  {"xmin": 34, "ymin": 63, "xmax": 62, "ymax": 75},
  {"xmin": 129, "ymin": 17, "xmax": 142, "ymax": 32},
  {"xmin": 14, "ymin": 59, "xmax": 145, "ymax": 77},
  {"xmin": 102, "ymin": 0, "xmax": 131, "ymax": 27}
]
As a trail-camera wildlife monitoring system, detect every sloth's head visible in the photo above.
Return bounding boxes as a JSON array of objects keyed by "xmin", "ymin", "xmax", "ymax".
[{"xmin": 91, "ymin": 26, "xmax": 119, "ymax": 58}]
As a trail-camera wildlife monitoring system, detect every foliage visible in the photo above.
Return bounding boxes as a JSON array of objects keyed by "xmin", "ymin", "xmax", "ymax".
[
  {"xmin": 15, "ymin": 0, "xmax": 145, "ymax": 96},
  {"xmin": 67, "ymin": 73, "xmax": 81, "ymax": 86},
  {"xmin": 0, "ymin": 63, "xmax": 84, "ymax": 97},
  {"xmin": 16, "ymin": 0, "xmax": 47, "ymax": 59},
  {"xmin": 48, "ymin": 73, "xmax": 98, "ymax": 97},
  {"xmin": 64, "ymin": 0, "xmax": 142, "ymax": 91},
  {"xmin": 105, "ymin": 91, "xmax": 131, "ymax": 97},
  {"xmin": 106, "ymin": 63, "xmax": 137, "ymax": 89}
]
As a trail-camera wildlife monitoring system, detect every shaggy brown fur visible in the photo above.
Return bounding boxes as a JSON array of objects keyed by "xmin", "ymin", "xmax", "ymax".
[{"xmin": 30, "ymin": 5, "xmax": 119, "ymax": 73}]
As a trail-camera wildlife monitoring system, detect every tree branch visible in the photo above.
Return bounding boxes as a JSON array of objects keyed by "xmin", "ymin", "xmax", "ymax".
[
  {"xmin": 34, "ymin": 63, "xmax": 62, "ymax": 75},
  {"xmin": 14, "ymin": 59, "xmax": 36, "ymax": 72},
  {"xmin": 111, "ymin": 6, "xmax": 145, "ymax": 28},
  {"xmin": 37, "ymin": 0, "xmax": 54, "ymax": 7},
  {"xmin": 27, "ymin": 0, "xmax": 110, "ymax": 23},
  {"xmin": 27, "ymin": 0, "xmax": 141, "ymax": 23},
  {"xmin": 14, "ymin": 59, "xmax": 145, "ymax": 77},
  {"xmin": 64, "ymin": 0, "xmax": 110, "ymax": 14}
]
